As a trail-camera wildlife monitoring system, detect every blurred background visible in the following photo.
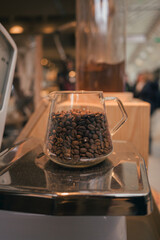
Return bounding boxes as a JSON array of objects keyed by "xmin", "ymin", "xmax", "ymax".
[{"xmin": 0, "ymin": 0, "xmax": 160, "ymax": 162}]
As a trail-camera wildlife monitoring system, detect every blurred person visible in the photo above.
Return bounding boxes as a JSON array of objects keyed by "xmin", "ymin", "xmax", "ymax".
[
  {"xmin": 134, "ymin": 72, "xmax": 159, "ymax": 115},
  {"xmin": 154, "ymin": 68, "xmax": 160, "ymax": 87},
  {"xmin": 133, "ymin": 73, "xmax": 147, "ymax": 98},
  {"xmin": 134, "ymin": 72, "xmax": 160, "ymax": 153},
  {"xmin": 153, "ymin": 68, "xmax": 160, "ymax": 108},
  {"xmin": 57, "ymin": 56, "xmax": 76, "ymax": 90},
  {"xmin": 124, "ymin": 73, "xmax": 134, "ymax": 92}
]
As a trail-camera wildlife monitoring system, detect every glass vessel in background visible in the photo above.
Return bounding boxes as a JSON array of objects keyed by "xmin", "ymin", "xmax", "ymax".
[
  {"xmin": 44, "ymin": 91, "xmax": 127, "ymax": 168},
  {"xmin": 76, "ymin": 0, "xmax": 126, "ymax": 92}
]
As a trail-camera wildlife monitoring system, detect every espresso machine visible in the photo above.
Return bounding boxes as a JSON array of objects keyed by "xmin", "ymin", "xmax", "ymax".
[{"xmin": 0, "ymin": 24, "xmax": 157, "ymax": 240}]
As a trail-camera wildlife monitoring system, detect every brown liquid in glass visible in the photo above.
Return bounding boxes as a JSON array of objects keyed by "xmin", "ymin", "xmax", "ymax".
[{"xmin": 76, "ymin": 61, "xmax": 125, "ymax": 92}]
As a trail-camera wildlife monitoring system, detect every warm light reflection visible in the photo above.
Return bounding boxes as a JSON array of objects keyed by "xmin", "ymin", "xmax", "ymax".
[
  {"xmin": 59, "ymin": 193, "xmax": 69, "ymax": 196},
  {"xmin": 42, "ymin": 26, "xmax": 54, "ymax": 34},
  {"xmin": 46, "ymin": 69, "xmax": 57, "ymax": 81},
  {"xmin": 40, "ymin": 90, "xmax": 49, "ymax": 97},
  {"xmin": 41, "ymin": 58, "xmax": 48, "ymax": 66},
  {"xmin": 9, "ymin": 25, "xmax": 24, "ymax": 34},
  {"xmin": 69, "ymin": 71, "xmax": 76, "ymax": 78}
]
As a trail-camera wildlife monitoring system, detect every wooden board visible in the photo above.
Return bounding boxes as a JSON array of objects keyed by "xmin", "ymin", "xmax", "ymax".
[{"xmin": 106, "ymin": 100, "xmax": 150, "ymax": 164}]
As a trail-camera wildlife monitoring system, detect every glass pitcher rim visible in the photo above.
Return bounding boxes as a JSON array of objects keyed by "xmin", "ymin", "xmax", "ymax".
[{"xmin": 49, "ymin": 91, "xmax": 103, "ymax": 95}]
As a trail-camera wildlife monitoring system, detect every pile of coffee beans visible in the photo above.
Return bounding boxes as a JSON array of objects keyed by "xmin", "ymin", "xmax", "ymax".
[{"xmin": 46, "ymin": 109, "xmax": 112, "ymax": 165}]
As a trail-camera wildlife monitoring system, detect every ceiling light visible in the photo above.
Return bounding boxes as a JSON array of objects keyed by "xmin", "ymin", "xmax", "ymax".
[
  {"xmin": 41, "ymin": 25, "xmax": 55, "ymax": 34},
  {"xmin": 9, "ymin": 25, "xmax": 24, "ymax": 34}
]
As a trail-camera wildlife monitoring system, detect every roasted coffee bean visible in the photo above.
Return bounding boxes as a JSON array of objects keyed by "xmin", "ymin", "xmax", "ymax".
[
  {"xmin": 73, "ymin": 155, "xmax": 80, "ymax": 160},
  {"xmin": 71, "ymin": 130, "xmax": 77, "ymax": 137},
  {"xmin": 76, "ymin": 115, "xmax": 81, "ymax": 121},
  {"xmin": 95, "ymin": 153, "xmax": 100, "ymax": 157},
  {"xmin": 73, "ymin": 149, "xmax": 79, "ymax": 154},
  {"xmin": 95, "ymin": 139, "xmax": 100, "ymax": 142},
  {"xmin": 56, "ymin": 127, "xmax": 62, "ymax": 132},
  {"xmin": 58, "ymin": 138, "xmax": 63, "ymax": 143},
  {"xmin": 66, "ymin": 121, "xmax": 71, "ymax": 126},
  {"xmin": 49, "ymin": 135, "xmax": 54, "ymax": 141},
  {"xmin": 93, "ymin": 121, "xmax": 96, "ymax": 126},
  {"xmin": 66, "ymin": 126, "xmax": 73, "ymax": 131},
  {"xmin": 55, "ymin": 150, "xmax": 61, "ymax": 155},
  {"xmin": 81, "ymin": 154, "xmax": 86, "ymax": 157},
  {"xmin": 89, "ymin": 149, "xmax": 94, "ymax": 153},
  {"xmin": 59, "ymin": 121, "xmax": 63, "ymax": 127},
  {"xmin": 90, "ymin": 139, "xmax": 94, "ymax": 144},
  {"xmin": 88, "ymin": 124, "xmax": 95, "ymax": 130},
  {"xmin": 86, "ymin": 152, "xmax": 94, "ymax": 158},
  {"xmin": 72, "ymin": 122, "xmax": 77, "ymax": 127},
  {"xmin": 79, "ymin": 120, "xmax": 86, "ymax": 125},
  {"xmin": 64, "ymin": 153, "xmax": 71, "ymax": 158},
  {"xmin": 77, "ymin": 131, "xmax": 83, "ymax": 136},
  {"xmin": 86, "ymin": 119, "xmax": 91, "ymax": 124},
  {"xmin": 85, "ymin": 130, "xmax": 90, "ymax": 136},
  {"xmin": 66, "ymin": 136, "xmax": 71, "ymax": 141},
  {"xmin": 93, "ymin": 134, "xmax": 98, "ymax": 140},
  {"xmin": 82, "ymin": 114, "xmax": 88, "ymax": 119},
  {"xmin": 78, "ymin": 126, "xmax": 86, "ymax": 131},
  {"xmin": 88, "ymin": 133, "xmax": 92, "ymax": 138},
  {"xmin": 91, "ymin": 144, "xmax": 97, "ymax": 150},
  {"xmin": 84, "ymin": 143, "xmax": 90, "ymax": 148},
  {"xmin": 80, "ymin": 148, "xmax": 87, "ymax": 153},
  {"xmin": 105, "ymin": 142, "xmax": 109, "ymax": 147},
  {"xmin": 83, "ymin": 137, "xmax": 89, "ymax": 142},
  {"xmin": 77, "ymin": 135, "xmax": 81, "ymax": 139},
  {"xmin": 72, "ymin": 140, "xmax": 79, "ymax": 145},
  {"xmin": 47, "ymin": 109, "xmax": 113, "ymax": 164}
]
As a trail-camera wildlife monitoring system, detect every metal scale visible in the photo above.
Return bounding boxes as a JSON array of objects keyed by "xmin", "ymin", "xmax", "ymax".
[{"xmin": 0, "ymin": 24, "xmax": 153, "ymax": 240}]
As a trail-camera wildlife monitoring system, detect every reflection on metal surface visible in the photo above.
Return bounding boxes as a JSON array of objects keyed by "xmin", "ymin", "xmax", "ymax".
[{"xmin": 0, "ymin": 138, "xmax": 152, "ymax": 216}]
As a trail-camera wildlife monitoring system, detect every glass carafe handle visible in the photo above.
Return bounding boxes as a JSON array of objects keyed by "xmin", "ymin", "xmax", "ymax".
[{"xmin": 104, "ymin": 97, "xmax": 128, "ymax": 136}]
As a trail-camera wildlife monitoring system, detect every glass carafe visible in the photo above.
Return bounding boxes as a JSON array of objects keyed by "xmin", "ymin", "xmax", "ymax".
[
  {"xmin": 76, "ymin": 0, "xmax": 126, "ymax": 92},
  {"xmin": 44, "ymin": 91, "xmax": 127, "ymax": 168}
]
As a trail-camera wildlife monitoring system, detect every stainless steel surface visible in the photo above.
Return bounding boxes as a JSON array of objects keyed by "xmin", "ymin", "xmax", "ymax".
[
  {"xmin": 0, "ymin": 213, "xmax": 127, "ymax": 240},
  {"xmin": 0, "ymin": 138, "xmax": 152, "ymax": 216},
  {"xmin": 127, "ymin": 200, "xmax": 160, "ymax": 240}
]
